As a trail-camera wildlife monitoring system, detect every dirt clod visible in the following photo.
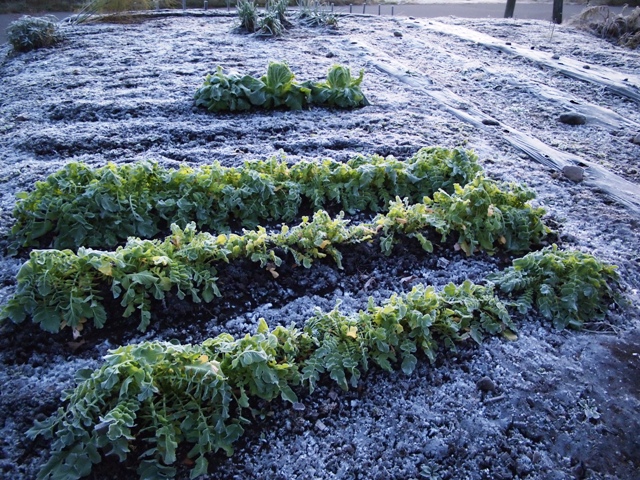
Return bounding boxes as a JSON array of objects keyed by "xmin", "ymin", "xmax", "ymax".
[
  {"xmin": 562, "ymin": 165, "xmax": 585, "ymax": 182},
  {"xmin": 559, "ymin": 112, "xmax": 588, "ymax": 125}
]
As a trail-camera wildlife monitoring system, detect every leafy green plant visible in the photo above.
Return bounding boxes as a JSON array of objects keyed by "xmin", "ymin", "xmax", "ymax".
[
  {"xmin": 2, "ymin": 177, "xmax": 546, "ymax": 335},
  {"xmin": 28, "ymin": 319, "xmax": 306, "ymax": 480},
  {"xmin": 10, "ymin": 147, "xmax": 481, "ymax": 251},
  {"xmin": 260, "ymin": 62, "xmax": 310, "ymax": 109},
  {"xmin": 490, "ymin": 245, "xmax": 620, "ymax": 329},
  {"xmin": 193, "ymin": 62, "xmax": 370, "ymax": 112},
  {"xmin": 193, "ymin": 66, "xmax": 265, "ymax": 112},
  {"xmin": 6, "ymin": 15, "xmax": 64, "ymax": 52},
  {"xmin": 28, "ymin": 280, "xmax": 515, "ymax": 480},
  {"xmin": 298, "ymin": 0, "xmax": 338, "ymax": 28},
  {"xmin": 427, "ymin": 175, "xmax": 548, "ymax": 256},
  {"xmin": 236, "ymin": 0, "xmax": 258, "ymax": 32},
  {"xmin": 374, "ymin": 175, "xmax": 548, "ymax": 256},
  {"xmin": 302, "ymin": 281, "xmax": 513, "ymax": 392},
  {"xmin": 258, "ymin": 11, "xmax": 285, "ymax": 36},
  {"xmin": 237, "ymin": 0, "xmax": 292, "ymax": 36},
  {"xmin": 308, "ymin": 65, "xmax": 369, "ymax": 108}
]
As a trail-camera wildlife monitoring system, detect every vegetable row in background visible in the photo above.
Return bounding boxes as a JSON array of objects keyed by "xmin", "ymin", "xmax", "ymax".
[
  {"xmin": 194, "ymin": 62, "xmax": 369, "ymax": 112},
  {"xmin": 1, "ymin": 175, "xmax": 547, "ymax": 334},
  {"xmin": 28, "ymin": 247, "xmax": 620, "ymax": 480},
  {"xmin": 10, "ymin": 147, "xmax": 481, "ymax": 251}
]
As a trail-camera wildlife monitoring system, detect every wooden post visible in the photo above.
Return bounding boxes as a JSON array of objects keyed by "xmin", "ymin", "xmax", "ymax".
[
  {"xmin": 504, "ymin": 0, "xmax": 516, "ymax": 18},
  {"xmin": 552, "ymin": 0, "xmax": 563, "ymax": 24}
]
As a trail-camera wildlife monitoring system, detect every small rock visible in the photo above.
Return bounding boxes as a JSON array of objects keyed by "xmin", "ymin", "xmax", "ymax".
[
  {"xmin": 292, "ymin": 402, "xmax": 305, "ymax": 411},
  {"xmin": 630, "ymin": 134, "xmax": 640, "ymax": 145},
  {"xmin": 343, "ymin": 443, "xmax": 356, "ymax": 455},
  {"xmin": 326, "ymin": 51, "xmax": 335, "ymax": 58},
  {"xmin": 583, "ymin": 64, "xmax": 591, "ymax": 69},
  {"xmin": 505, "ymin": 42, "xmax": 512, "ymax": 45},
  {"xmin": 562, "ymin": 165, "xmax": 584, "ymax": 183},
  {"xmin": 393, "ymin": 31, "xmax": 403, "ymax": 38},
  {"xmin": 552, "ymin": 54, "xmax": 560, "ymax": 60},
  {"xmin": 436, "ymin": 257, "xmax": 450, "ymax": 269},
  {"xmin": 315, "ymin": 419, "xmax": 328, "ymax": 432},
  {"xmin": 482, "ymin": 119, "xmax": 500, "ymax": 126},
  {"xmin": 15, "ymin": 114, "xmax": 29, "ymax": 122},
  {"xmin": 558, "ymin": 112, "xmax": 587, "ymax": 125},
  {"xmin": 476, "ymin": 376, "xmax": 496, "ymax": 392}
]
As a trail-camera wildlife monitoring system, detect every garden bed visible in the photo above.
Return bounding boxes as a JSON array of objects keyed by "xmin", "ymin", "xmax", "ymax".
[{"xmin": 0, "ymin": 10, "xmax": 639, "ymax": 480}]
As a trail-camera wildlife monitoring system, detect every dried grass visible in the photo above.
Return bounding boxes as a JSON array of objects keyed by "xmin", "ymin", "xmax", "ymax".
[{"xmin": 569, "ymin": 6, "xmax": 640, "ymax": 48}]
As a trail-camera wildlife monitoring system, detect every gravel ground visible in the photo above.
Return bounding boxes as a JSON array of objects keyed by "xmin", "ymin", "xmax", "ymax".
[{"xmin": 0, "ymin": 10, "xmax": 639, "ymax": 480}]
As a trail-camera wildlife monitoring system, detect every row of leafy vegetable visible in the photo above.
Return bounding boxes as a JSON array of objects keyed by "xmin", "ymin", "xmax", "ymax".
[
  {"xmin": 10, "ymin": 147, "xmax": 479, "ymax": 252},
  {"xmin": 194, "ymin": 62, "xmax": 369, "ymax": 112},
  {"xmin": 28, "ymin": 246, "xmax": 619, "ymax": 480},
  {"xmin": 2, "ymin": 173, "xmax": 546, "ymax": 335},
  {"xmin": 2, "ymin": 150, "xmax": 622, "ymax": 480}
]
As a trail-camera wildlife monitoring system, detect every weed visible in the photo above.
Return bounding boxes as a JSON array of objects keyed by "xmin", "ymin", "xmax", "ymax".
[{"xmin": 6, "ymin": 15, "xmax": 64, "ymax": 52}]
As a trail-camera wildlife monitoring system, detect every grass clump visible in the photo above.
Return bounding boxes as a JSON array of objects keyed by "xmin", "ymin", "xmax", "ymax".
[
  {"xmin": 6, "ymin": 15, "xmax": 64, "ymax": 52},
  {"xmin": 570, "ymin": 6, "xmax": 640, "ymax": 48}
]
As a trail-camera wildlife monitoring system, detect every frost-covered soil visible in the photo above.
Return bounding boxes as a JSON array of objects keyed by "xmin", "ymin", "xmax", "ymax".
[{"xmin": 1, "ymin": 11, "xmax": 639, "ymax": 480}]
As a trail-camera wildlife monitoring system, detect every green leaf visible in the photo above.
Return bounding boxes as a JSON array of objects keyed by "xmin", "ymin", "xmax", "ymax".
[
  {"xmin": 238, "ymin": 350, "xmax": 268, "ymax": 367},
  {"xmin": 280, "ymin": 384, "xmax": 298, "ymax": 404},
  {"xmin": 401, "ymin": 354, "xmax": 417, "ymax": 375},
  {"xmin": 34, "ymin": 307, "xmax": 62, "ymax": 333},
  {"xmin": 129, "ymin": 271, "xmax": 158, "ymax": 287}
]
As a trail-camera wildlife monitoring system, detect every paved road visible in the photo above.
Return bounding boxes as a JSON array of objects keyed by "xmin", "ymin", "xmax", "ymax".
[{"xmin": 339, "ymin": 2, "xmax": 623, "ymax": 21}]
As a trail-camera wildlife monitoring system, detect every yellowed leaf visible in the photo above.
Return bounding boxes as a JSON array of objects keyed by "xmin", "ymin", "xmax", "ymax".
[
  {"xmin": 67, "ymin": 339, "xmax": 85, "ymax": 353},
  {"xmin": 499, "ymin": 236, "xmax": 507, "ymax": 245},
  {"xmin": 319, "ymin": 240, "xmax": 330, "ymax": 249},
  {"xmin": 396, "ymin": 218, "xmax": 407, "ymax": 225},
  {"xmin": 98, "ymin": 263, "xmax": 113, "ymax": 277},
  {"xmin": 346, "ymin": 326, "xmax": 358, "ymax": 339},
  {"xmin": 459, "ymin": 240, "xmax": 471, "ymax": 256},
  {"xmin": 198, "ymin": 354, "xmax": 209, "ymax": 363},
  {"xmin": 503, "ymin": 330, "xmax": 518, "ymax": 341},
  {"xmin": 266, "ymin": 264, "xmax": 279, "ymax": 278},
  {"xmin": 152, "ymin": 256, "xmax": 169, "ymax": 266}
]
